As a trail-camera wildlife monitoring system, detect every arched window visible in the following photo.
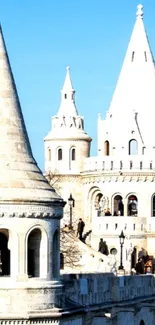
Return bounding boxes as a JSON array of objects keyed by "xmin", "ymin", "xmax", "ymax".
[
  {"xmin": 0, "ymin": 230, "xmax": 10, "ymax": 276},
  {"xmin": 71, "ymin": 148, "xmax": 75, "ymax": 161},
  {"xmin": 128, "ymin": 195, "xmax": 138, "ymax": 216},
  {"xmin": 48, "ymin": 148, "xmax": 51, "ymax": 161},
  {"xmin": 104, "ymin": 141, "xmax": 110, "ymax": 156},
  {"xmin": 129, "ymin": 139, "xmax": 138, "ymax": 155},
  {"xmin": 52, "ymin": 230, "xmax": 59, "ymax": 279},
  {"xmin": 95, "ymin": 193, "xmax": 104, "ymax": 216},
  {"xmin": 152, "ymin": 195, "xmax": 155, "ymax": 216},
  {"xmin": 28, "ymin": 229, "xmax": 41, "ymax": 277},
  {"xmin": 58, "ymin": 148, "xmax": 62, "ymax": 161},
  {"xmin": 113, "ymin": 195, "xmax": 124, "ymax": 216}
]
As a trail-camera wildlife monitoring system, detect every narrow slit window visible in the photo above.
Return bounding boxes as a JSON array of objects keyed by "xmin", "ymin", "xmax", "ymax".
[
  {"xmin": 71, "ymin": 148, "xmax": 75, "ymax": 161},
  {"xmin": 131, "ymin": 51, "xmax": 135, "ymax": 62},
  {"xmin": 111, "ymin": 161, "xmax": 113, "ymax": 170},
  {"xmin": 58, "ymin": 148, "xmax": 62, "ymax": 161},
  {"xmin": 130, "ymin": 161, "xmax": 133, "ymax": 169},
  {"xmin": 150, "ymin": 162, "xmax": 152, "ymax": 170},
  {"xmin": 140, "ymin": 161, "xmax": 142, "ymax": 169},
  {"xmin": 120, "ymin": 161, "xmax": 123, "ymax": 170},
  {"xmin": 64, "ymin": 94, "xmax": 67, "ymax": 99},
  {"xmin": 144, "ymin": 51, "xmax": 147, "ymax": 62}
]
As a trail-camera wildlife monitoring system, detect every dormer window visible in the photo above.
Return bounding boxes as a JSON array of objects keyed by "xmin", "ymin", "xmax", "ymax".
[{"xmin": 64, "ymin": 94, "xmax": 67, "ymax": 99}]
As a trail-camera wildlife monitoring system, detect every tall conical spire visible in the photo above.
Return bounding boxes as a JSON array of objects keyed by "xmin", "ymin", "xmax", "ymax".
[
  {"xmin": 108, "ymin": 4, "xmax": 155, "ymax": 119},
  {"xmin": 57, "ymin": 66, "xmax": 78, "ymax": 116},
  {"xmin": 0, "ymin": 25, "xmax": 64, "ymax": 216}
]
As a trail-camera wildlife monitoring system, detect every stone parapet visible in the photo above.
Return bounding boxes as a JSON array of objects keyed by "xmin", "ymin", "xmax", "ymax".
[{"xmin": 62, "ymin": 273, "xmax": 155, "ymax": 307}]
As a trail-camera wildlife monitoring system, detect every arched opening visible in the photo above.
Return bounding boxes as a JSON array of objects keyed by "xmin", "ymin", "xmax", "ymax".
[
  {"xmin": 52, "ymin": 230, "xmax": 59, "ymax": 279},
  {"xmin": 139, "ymin": 321, "xmax": 145, "ymax": 325},
  {"xmin": 104, "ymin": 141, "xmax": 110, "ymax": 156},
  {"xmin": 95, "ymin": 193, "xmax": 104, "ymax": 216},
  {"xmin": 152, "ymin": 195, "xmax": 155, "ymax": 216},
  {"xmin": 71, "ymin": 148, "xmax": 76, "ymax": 161},
  {"xmin": 0, "ymin": 231, "xmax": 10, "ymax": 276},
  {"xmin": 128, "ymin": 195, "xmax": 138, "ymax": 216},
  {"xmin": 48, "ymin": 148, "xmax": 51, "ymax": 161},
  {"xmin": 129, "ymin": 139, "xmax": 138, "ymax": 155},
  {"xmin": 28, "ymin": 228, "xmax": 41, "ymax": 277},
  {"xmin": 113, "ymin": 195, "xmax": 124, "ymax": 216},
  {"xmin": 58, "ymin": 148, "xmax": 62, "ymax": 161}
]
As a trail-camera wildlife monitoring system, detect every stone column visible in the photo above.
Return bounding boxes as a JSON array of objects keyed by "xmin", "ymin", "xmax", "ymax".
[{"xmin": 17, "ymin": 232, "xmax": 28, "ymax": 281}]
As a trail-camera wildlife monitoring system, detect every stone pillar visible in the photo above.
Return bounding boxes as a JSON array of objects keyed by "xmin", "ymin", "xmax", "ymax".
[
  {"xmin": 9, "ymin": 231, "xmax": 19, "ymax": 279},
  {"xmin": 17, "ymin": 232, "xmax": 28, "ymax": 281}
]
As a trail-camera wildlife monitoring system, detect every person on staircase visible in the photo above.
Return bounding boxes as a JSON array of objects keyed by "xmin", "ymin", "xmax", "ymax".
[
  {"xmin": 98, "ymin": 239, "xmax": 109, "ymax": 255},
  {"xmin": 77, "ymin": 218, "xmax": 85, "ymax": 241}
]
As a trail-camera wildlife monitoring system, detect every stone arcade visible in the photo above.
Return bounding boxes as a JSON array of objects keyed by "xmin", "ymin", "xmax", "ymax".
[{"xmin": 44, "ymin": 4, "xmax": 155, "ymax": 269}]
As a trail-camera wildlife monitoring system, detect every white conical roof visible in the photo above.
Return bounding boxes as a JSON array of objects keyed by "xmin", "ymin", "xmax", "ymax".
[
  {"xmin": 108, "ymin": 4, "xmax": 155, "ymax": 121},
  {"xmin": 0, "ymin": 25, "xmax": 64, "ymax": 217},
  {"xmin": 58, "ymin": 66, "xmax": 78, "ymax": 117},
  {"xmin": 45, "ymin": 67, "xmax": 91, "ymax": 142}
]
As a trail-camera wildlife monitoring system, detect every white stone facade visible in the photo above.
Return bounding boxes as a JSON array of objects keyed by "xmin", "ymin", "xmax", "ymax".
[{"xmin": 44, "ymin": 5, "xmax": 155, "ymax": 269}]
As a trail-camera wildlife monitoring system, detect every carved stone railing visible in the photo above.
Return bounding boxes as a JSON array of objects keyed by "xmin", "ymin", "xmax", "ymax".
[
  {"xmin": 62, "ymin": 273, "xmax": 155, "ymax": 307},
  {"xmin": 83, "ymin": 156, "xmax": 155, "ymax": 173}
]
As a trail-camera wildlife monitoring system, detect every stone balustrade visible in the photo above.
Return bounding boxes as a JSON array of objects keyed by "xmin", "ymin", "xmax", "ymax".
[
  {"xmin": 92, "ymin": 216, "xmax": 146, "ymax": 234},
  {"xmin": 83, "ymin": 156, "xmax": 155, "ymax": 173},
  {"xmin": 62, "ymin": 273, "xmax": 155, "ymax": 307}
]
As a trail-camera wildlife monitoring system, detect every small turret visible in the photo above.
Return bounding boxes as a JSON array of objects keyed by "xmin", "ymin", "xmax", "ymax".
[{"xmin": 44, "ymin": 67, "xmax": 92, "ymax": 175}]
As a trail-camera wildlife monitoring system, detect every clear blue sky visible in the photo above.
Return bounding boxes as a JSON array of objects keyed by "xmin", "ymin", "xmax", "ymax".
[{"xmin": 1, "ymin": 0, "xmax": 155, "ymax": 171}]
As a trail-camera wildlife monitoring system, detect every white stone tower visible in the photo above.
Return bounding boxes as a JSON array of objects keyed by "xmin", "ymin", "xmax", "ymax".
[
  {"xmin": 0, "ymin": 25, "xmax": 65, "ymax": 317},
  {"xmin": 44, "ymin": 67, "xmax": 91, "ymax": 220},
  {"xmin": 82, "ymin": 4, "xmax": 155, "ymax": 266}
]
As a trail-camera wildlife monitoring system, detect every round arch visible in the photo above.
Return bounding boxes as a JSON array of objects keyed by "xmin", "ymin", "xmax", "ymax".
[
  {"xmin": 129, "ymin": 139, "xmax": 138, "ymax": 155},
  {"xmin": 104, "ymin": 140, "xmax": 110, "ymax": 156},
  {"xmin": 87, "ymin": 186, "xmax": 101, "ymax": 222},
  {"xmin": 0, "ymin": 229, "xmax": 10, "ymax": 276},
  {"xmin": 52, "ymin": 228, "xmax": 60, "ymax": 280},
  {"xmin": 56, "ymin": 147, "xmax": 63, "ymax": 161},
  {"xmin": 26, "ymin": 225, "xmax": 48, "ymax": 279},
  {"xmin": 151, "ymin": 193, "xmax": 155, "ymax": 216},
  {"xmin": 112, "ymin": 193, "xmax": 124, "ymax": 216},
  {"xmin": 126, "ymin": 193, "xmax": 138, "ymax": 216}
]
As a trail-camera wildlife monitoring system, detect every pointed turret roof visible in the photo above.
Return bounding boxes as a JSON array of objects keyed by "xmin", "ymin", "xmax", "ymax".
[
  {"xmin": 0, "ymin": 25, "xmax": 64, "ymax": 217},
  {"xmin": 45, "ymin": 67, "xmax": 91, "ymax": 142},
  {"xmin": 108, "ymin": 4, "xmax": 155, "ymax": 119},
  {"xmin": 57, "ymin": 66, "xmax": 78, "ymax": 117}
]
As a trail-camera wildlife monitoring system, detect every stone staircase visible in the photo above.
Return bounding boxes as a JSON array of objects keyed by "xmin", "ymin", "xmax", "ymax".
[{"xmin": 60, "ymin": 230, "xmax": 117, "ymax": 274}]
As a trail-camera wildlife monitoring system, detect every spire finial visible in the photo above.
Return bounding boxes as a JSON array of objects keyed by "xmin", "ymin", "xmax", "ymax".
[
  {"xmin": 66, "ymin": 66, "xmax": 70, "ymax": 71},
  {"xmin": 136, "ymin": 4, "xmax": 143, "ymax": 18}
]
